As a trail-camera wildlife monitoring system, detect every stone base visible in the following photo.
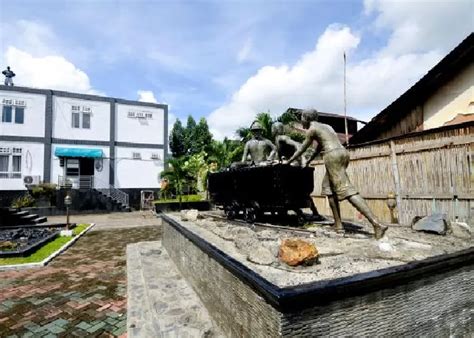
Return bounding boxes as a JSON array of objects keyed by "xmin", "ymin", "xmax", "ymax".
[
  {"xmin": 126, "ymin": 241, "xmax": 223, "ymax": 337},
  {"xmin": 159, "ymin": 214, "xmax": 473, "ymax": 337}
]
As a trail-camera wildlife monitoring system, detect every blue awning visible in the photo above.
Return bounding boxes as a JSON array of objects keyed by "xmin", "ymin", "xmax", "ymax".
[{"xmin": 55, "ymin": 147, "xmax": 103, "ymax": 158}]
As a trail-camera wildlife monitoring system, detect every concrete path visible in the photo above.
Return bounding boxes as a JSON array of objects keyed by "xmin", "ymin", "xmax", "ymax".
[{"xmin": 46, "ymin": 211, "xmax": 162, "ymax": 231}]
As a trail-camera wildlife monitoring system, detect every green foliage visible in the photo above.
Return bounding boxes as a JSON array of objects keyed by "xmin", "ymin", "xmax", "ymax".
[
  {"xmin": 161, "ymin": 157, "xmax": 188, "ymax": 200},
  {"xmin": 73, "ymin": 223, "xmax": 89, "ymax": 235},
  {"xmin": 191, "ymin": 118, "xmax": 213, "ymax": 155},
  {"xmin": 288, "ymin": 130, "xmax": 306, "ymax": 143},
  {"xmin": 183, "ymin": 152, "xmax": 208, "ymax": 192},
  {"xmin": 255, "ymin": 112, "xmax": 274, "ymax": 140},
  {"xmin": 278, "ymin": 110, "xmax": 298, "ymax": 125},
  {"xmin": 208, "ymin": 138, "xmax": 243, "ymax": 169},
  {"xmin": 184, "ymin": 116, "xmax": 197, "ymax": 155},
  {"xmin": 11, "ymin": 194, "xmax": 35, "ymax": 208},
  {"xmin": 169, "ymin": 119, "xmax": 186, "ymax": 157},
  {"xmin": 30, "ymin": 183, "xmax": 57, "ymax": 203},
  {"xmin": 154, "ymin": 194, "xmax": 202, "ymax": 204}
]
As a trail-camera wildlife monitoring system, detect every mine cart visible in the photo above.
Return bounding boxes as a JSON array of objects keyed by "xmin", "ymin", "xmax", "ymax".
[{"xmin": 208, "ymin": 164, "xmax": 314, "ymax": 223}]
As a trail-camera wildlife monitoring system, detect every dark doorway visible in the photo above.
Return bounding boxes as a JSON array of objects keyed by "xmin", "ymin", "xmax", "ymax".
[{"xmin": 80, "ymin": 158, "xmax": 94, "ymax": 176}]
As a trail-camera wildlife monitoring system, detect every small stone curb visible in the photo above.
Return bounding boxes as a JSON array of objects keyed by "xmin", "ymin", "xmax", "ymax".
[{"xmin": 0, "ymin": 223, "xmax": 95, "ymax": 271}]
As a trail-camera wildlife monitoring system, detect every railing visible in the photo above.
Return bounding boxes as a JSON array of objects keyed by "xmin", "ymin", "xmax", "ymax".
[
  {"xmin": 97, "ymin": 186, "xmax": 129, "ymax": 207},
  {"xmin": 58, "ymin": 175, "xmax": 94, "ymax": 189},
  {"xmin": 94, "ymin": 177, "xmax": 129, "ymax": 208}
]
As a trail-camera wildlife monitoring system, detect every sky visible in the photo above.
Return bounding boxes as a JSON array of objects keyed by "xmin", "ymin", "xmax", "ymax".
[{"xmin": 0, "ymin": 0, "xmax": 472, "ymax": 139}]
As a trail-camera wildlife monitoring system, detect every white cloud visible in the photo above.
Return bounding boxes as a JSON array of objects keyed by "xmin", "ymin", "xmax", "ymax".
[
  {"xmin": 237, "ymin": 37, "xmax": 254, "ymax": 63},
  {"xmin": 208, "ymin": 1, "xmax": 473, "ymax": 139},
  {"xmin": 1, "ymin": 20, "xmax": 101, "ymax": 95},
  {"xmin": 4, "ymin": 47, "xmax": 100, "ymax": 94},
  {"xmin": 365, "ymin": 0, "xmax": 473, "ymax": 56},
  {"xmin": 137, "ymin": 90, "xmax": 158, "ymax": 103}
]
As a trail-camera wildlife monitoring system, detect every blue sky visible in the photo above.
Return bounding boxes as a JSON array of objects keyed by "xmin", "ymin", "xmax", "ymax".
[{"xmin": 0, "ymin": 0, "xmax": 472, "ymax": 138}]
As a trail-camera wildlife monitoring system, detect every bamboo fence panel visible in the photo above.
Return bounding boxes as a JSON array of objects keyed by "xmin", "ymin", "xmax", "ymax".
[{"xmin": 311, "ymin": 123, "xmax": 473, "ymax": 225}]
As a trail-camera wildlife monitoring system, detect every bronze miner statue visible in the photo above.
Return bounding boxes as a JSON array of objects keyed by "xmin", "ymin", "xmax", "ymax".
[
  {"xmin": 272, "ymin": 122, "xmax": 302, "ymax": 166},
  {"xmin": 242, "ymin": 121, "xmax": 277, "ymax": 165},
  {"xmin": 286, "ymin": 109, "xmax": 388, "ymax": 239}
]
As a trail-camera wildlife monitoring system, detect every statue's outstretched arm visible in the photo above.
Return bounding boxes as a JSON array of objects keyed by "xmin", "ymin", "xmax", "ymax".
[
  {"xmin": 287, "ymin": 136, "xmax": 312, "ymax": 164},
  {"xmin": 266, "ymin": 139, "xmax": 277, "ymax": 161},
  {"xmin": 304, "ymin": 143, "xmax": 321, "ymax": 166}
]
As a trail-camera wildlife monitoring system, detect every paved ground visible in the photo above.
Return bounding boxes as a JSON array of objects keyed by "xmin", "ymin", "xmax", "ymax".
[{"xmin": 0, "ymin": 212, "xmax": 162, "ymax": 337}]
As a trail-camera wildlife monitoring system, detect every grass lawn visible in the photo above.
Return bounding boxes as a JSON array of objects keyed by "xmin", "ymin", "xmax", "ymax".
[
  {"xmin": 154, "ymin": 194, "xmax": 203, "ymax": 203},
  {"xmin": 0, "ymin": 223, "xmax": 90, "ymax": 266}
]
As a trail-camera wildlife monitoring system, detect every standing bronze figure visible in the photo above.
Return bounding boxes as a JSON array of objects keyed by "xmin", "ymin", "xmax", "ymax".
[{"xmin": 286, "ymin": 109, "xmax": 388, "ymax": 239}]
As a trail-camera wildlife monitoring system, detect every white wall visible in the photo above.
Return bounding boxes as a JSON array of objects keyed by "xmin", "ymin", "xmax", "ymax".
[
  {"xmin": 115, "ymin": 103, "xmax": 164, "ymax": 144},
  {"xmin": 423, "ymin": 63, "xmax": 474, "ymax": 129},
  {"xmin": 114, "ymin": 147, "xmax": 164, "ymax": 189},
  {"xmin": 0, "ymin": 141, "xmax": 44, "ymax": 190},
  {"xmin": 0, "ymin": 90, "xmax": 46, "ymax": 138},
  {"xmin": 50, "ymin": 144, "xmax": 110, "ymax": 189},
  {"xmin": 52, "ymin": 96, "xmax": 111, "ymax": 141}
]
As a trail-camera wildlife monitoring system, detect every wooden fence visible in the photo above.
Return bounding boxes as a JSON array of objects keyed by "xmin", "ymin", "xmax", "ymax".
[{"xmin": 310, "ymin": 122, "xmax": 474, "ymax": 225}]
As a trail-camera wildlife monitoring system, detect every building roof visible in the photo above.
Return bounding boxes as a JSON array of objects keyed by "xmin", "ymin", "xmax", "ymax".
[
  {"xmin": 284, "ymin": 107, "xmax": 367, "ymax": 124},
  {"xmin": 350, "ymin": 33, "xmax": 474, "ymax": 145},
  {"xmin": 0, "ymin": 84, "xmax": 168, "ymax": 110}
]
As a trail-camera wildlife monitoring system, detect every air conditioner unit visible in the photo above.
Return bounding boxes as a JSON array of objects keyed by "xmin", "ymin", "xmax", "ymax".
[{"xmin": 23, "ymin": 175, "xmax": 41, "ymax": 185}]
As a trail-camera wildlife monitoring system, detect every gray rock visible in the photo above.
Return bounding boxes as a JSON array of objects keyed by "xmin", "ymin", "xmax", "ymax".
[
  {"xmin": 180, "ymin": 209, "xmax": 199, "ymax": 222},
  {"xmin": 450, "ymin": 222, "xmax": 472, "ymax": 239},
  {"xmin": 235, "ymin": 235, "xmax": 259, "ymax": 254},
  {"xmin": 247, "ymin": 246, "xmax": 275, "ymax": 265},
  {"xmin": 411, "ymin": 213, "xmax": 450, "ymax": 235}
]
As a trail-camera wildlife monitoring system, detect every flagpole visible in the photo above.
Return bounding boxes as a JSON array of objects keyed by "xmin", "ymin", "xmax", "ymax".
[{"xmin": 343, "ymin": 51, "xmax": 349, "ymax": 145}]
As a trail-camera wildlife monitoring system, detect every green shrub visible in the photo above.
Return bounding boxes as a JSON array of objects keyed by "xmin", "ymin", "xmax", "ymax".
[
  {"xmin": 154, "ymin": 194, "xmax": 203, "ymax": 204},
  {"xmin": 11, "ymin": 194, "xmax": 35, "ymax": 208},
  {"xmin": 30, "ymin": 183, "xmax": 57, "ymax": 199}
]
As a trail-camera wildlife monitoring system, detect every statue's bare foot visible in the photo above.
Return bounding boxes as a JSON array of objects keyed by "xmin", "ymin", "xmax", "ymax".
[
  {"xmin": 334, "ymin": 224, "xmax": 345, "ymax": 234},
  {"xmin": 374, "ymin": 224, "xmax": 388, "ymax": 240}
]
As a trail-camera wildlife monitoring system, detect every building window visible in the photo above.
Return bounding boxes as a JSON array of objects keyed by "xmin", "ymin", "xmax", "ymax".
[
  {"xmin": 1, "ymin": 98, "xmax": 26, "ymax": 124},
  {"xmin": 72, "ymin": 112, "xmax": 80, "ymax": 128},
  {"xmin": 2, "ymin": 106, "xmax": 12, "ymax": 122},
  {"xmin": 83, "ymin": 112, "xmax": 91, "ymax": 129},
  {"xmin": 15, "ymin": 107, "xmax": 24, "ymax": 124},
  {"xmin": 0, "ymin": 147, "xmax": 22, "ymax": 179},
  {"xmin": 65, "ymin": 159, "xmax": 79, "ymax": 176},
  {"xmin": 71, "ymin": 108, "xmax": 92, "ymax": 129}
]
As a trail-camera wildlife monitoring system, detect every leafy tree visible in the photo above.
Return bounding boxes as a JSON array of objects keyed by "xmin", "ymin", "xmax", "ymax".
[
  {"xmin": 278, "ymin": 110, "xmax": 298, "ymax": 125},
  {"xmin": 161, "ymin": 157, "xmax": 188, "ymax": 202},
  {"xmin": 236, "ymin": 112, "xmax": 274, "ymax": 142},
  {"xmin": 208, "ymin": 138, "xmax": 243, "ymax": 169},
  {"xmin": 255, "ymin": 112, "xmax": 274, "ymax": 140},
  {"xmin": 183, "ymin": 152, "xmax": 208, "ymax": 193},
  {"xmin": 169, "ymin": 119, "xmax": 186, "ymax": 157},
  {"xmin": 184, "ymin": 116, "xmax": 197, "ymax": 155},
  {"xmin": 190, "ymin": 118, "xmax": 213, "ymax": 155}
]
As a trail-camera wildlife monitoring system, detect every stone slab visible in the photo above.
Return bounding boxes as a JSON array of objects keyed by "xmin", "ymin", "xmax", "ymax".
[
  {"xmin": 126, "ymin": 241, "xmax": 223, "ymax": 338},
  {"xmin": 161, "ymin": 213, "xmax": 473, "ymax": 337}
]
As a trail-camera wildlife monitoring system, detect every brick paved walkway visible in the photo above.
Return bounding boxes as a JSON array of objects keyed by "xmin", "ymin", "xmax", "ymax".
[{"xmin": 0, "ymin": 225, "xmax": 162, "ymax": 337}]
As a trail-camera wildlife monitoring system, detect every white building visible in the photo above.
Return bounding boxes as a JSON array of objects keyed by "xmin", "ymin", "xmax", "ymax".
[{"xmin": 0, "ymin": 85, "xmax": 168, "ymax": 207}]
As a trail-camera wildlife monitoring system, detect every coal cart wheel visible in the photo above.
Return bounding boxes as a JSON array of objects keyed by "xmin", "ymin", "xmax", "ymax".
[
  {"xmin": 225, "ymin": 207, "xmax": 237, "ymax": 220},
  {"xmin": 295, "ymin": 209, "xmax": 306, "ymax": 226},
  {"xmin": 244, "ymin": 207, "xmax": 257, "ymax": 223}
]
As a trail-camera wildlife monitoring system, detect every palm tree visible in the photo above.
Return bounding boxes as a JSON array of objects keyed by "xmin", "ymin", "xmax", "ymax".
[{"xmin": 161, "ymin": 157, "xmax": 188, "ymax": 204}]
